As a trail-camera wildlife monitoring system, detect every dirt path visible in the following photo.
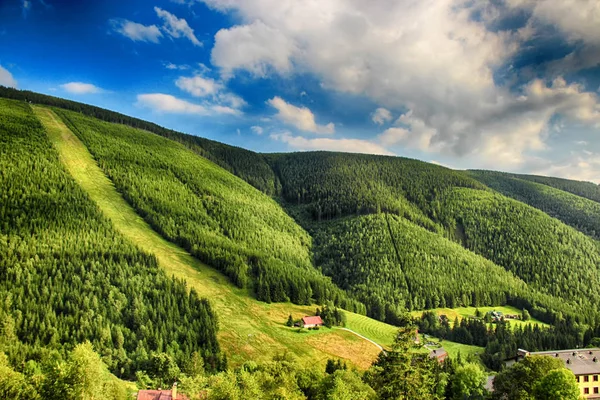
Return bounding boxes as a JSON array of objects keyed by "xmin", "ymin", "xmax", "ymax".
[
  {"xmin": 33, "ymin": 105, "xmax": 383, "ymax": 369},
  {"xmin": 339, "ymin": 328, "xmax": 384, "ymax": 352}
]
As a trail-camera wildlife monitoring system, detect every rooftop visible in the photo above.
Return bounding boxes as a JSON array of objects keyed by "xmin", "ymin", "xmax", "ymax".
[
  {"xmin": 528, "ymin": 348, "xmax": 600, "ymax": 376},
  {"xmin": 302, "ymin": 316, "xmax": 323, "ymax": 325}
]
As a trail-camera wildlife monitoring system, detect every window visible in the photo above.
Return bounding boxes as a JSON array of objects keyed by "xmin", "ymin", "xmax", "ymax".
[
  {"xmin": 585, "ymin": 375, "xmax": 590, "ymax": 382},
  {"xmin": 584, "ymin": 388, "xmax": 589, "ymax": 395},
  {"xmin": 594, "ymin": 387, "xmax": 599, "ymax": 394},
  {"xmin": 577, "ymin": 376, "xmax": 580, "ymax": 382},
  {"xmin": 594, "ymin": 375, "xmax": 599, "ymax": 382}
]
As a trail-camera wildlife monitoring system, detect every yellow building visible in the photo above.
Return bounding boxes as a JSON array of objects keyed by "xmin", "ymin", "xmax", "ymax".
[{"xmin": 525, "ymin": 348, "xmax": 600, "ymax": 399}]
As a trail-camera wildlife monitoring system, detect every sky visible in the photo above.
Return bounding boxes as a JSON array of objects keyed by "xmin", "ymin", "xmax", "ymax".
[{"xmin": 1, "ymin": 0, "xmax": 599, "ymax": 182}]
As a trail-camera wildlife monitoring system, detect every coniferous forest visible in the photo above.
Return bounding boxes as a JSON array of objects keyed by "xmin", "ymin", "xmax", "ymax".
[
  {"xmin": 0, "ymin": 99, "xmax": 222, "ymax": 383},
  {"xmin": 2, "ymin": 86, "xmax": 600, "ymax": 398}
]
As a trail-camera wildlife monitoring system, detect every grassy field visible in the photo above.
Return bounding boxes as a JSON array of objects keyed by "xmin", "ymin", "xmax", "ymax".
[{"xmin": 411, "ymin": 305, "xmax": 549, "ymax": 329}]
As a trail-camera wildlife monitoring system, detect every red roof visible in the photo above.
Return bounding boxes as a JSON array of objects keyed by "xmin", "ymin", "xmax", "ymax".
[
  {"xmin": 137, "ymin": 390, "xmax": 189, "ymax": 400},
  {"xmin": 302, "ymin": 316, "xmax": 323, "ymax": 325}
]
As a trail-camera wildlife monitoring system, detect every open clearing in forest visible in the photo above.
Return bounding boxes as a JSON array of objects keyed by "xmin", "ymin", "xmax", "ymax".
[
  {"xmin": 33, "ymin": 105, "xmax": 385, "ymax": 369},
  {"xmin": 34, "ymin": 105, "xmax": 485, "ymax": 370},
  {"xmin": 411, "ymin": 305, "xmax": 549, "ymax": 329}
]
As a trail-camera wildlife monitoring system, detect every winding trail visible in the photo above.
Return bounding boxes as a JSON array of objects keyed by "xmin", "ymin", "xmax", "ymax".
[{"xmin": 32, "ymin": 105, "xmax": 384, "ymax": 369}]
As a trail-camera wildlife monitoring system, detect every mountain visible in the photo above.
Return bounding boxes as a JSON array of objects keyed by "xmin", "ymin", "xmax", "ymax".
[
  {"xmin": 0, "ymin": 98, "xmax": 222, "ymax": 379},
  {"xmin": 469, "ymin": 170, "xmax": 600, "ymax": 240},
  {"xmin": 3, "ymin": 87, "xmax": 600, "ymax": 387}
]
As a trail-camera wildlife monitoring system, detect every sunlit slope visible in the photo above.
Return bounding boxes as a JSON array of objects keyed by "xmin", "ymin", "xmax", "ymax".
[
  {"xmin": 32, "ymin": 106, "xmax": 394, "ymax": 369},
  {"xmin": 470, "ymin": 170, "xmax": 600, "ymax": 240},
  {"xmin": 54, "ymin": 108, "xmax": 360, "ymax": 312}
]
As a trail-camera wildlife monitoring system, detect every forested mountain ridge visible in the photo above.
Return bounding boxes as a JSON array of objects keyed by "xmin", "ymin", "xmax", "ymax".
[
  {"xmin": 2, "ymin": 86, "xmax": 600, "ymax": 328},
  {"xmin": 55, "ymin": 108, "xmax": 362, "ymax": 312},
  {"xmin": 0, "ymin": 99, "xmax": 222, "ymax": 381},
  {"xmin": 469, "ymin": 170, "xmax": 600, "ymax": 240}
]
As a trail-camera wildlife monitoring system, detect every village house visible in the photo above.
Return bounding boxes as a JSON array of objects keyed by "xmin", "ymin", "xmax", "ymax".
[
  {"xmin": 301, "ymin": 315, "xmax": 323, "ymax": 328},
  {"xmin": 513, "ymin": 348, "xmax": 600, "ymax": 399},
  {"xmin": 137, "ymin": 383, "xmax": 188, "ymax": 400},
  {"xmin": 429, "ymin": 347, "xmax": 448, "ymax": 363}
]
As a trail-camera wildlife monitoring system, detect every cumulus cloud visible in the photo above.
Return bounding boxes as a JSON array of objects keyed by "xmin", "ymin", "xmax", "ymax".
[
  {"xmin": 0, "ymin": 65, "xmax": 17, "ymax": 88},
  {"xmin": 271, "ymin": 131, "xmax": 393, "ymax": 155},
  {"xmin": 175, "ymin": 74, "xmax": 247, "ymax": 111},
  {"xmin": 137, "ymin": 93, "xmax": 240, "ymax": 116},
  {"xmin": 110, "ymin": 19, "xmax": 163, "ymax": 43},
  {"xmin": 267, "ymin": 96, "xmax": 334, "ymax": 134},
  {"xmin": 176, "ymin": 75, "xmax": 222, "ymax": 97},
  {"xmin": 201, "ymin": 0, "xmax": 600, "ymax": 169},
  {"xmin": 251, "ymin": 125, "xmax": 264, "ymax": 135},
  {"xmin": 372, "ymin": 107, "xmax": 393, "ymax": 125},
  {"xmin": 212, "ymin": 20, "xmax": 296, "ymax": 78},
  {"xmin": 527, "ymin": 151, "xmax": 600, "ymax": 184},
  {"xmin": 508, "ymin": 0, "xmax": 600, "ymax": 46},
  {"xmin": 61, "ymin": 82, "xmax": 104, "ymax": 94},
  {"xmin": 155, "ymin": 7, "xmax": 202, "ymax": 46}
]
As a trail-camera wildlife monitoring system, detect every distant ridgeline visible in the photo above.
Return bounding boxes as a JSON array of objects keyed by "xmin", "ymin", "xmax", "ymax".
[
  {"xmin": 0, "ymin": 98, "xmax": 223, "ymax": 380},
  {"xmin": 2, "ymin": 86, "xmax": 600, "ymax": 328}
]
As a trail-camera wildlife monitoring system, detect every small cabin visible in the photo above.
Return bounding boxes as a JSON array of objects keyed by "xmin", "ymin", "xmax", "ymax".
[
  {"xmin": 302, "ymin": 316, "xmax": 323, "ymax": 328},
  {"xmin": 137, "ymin": 383, "xmax": 188, "ymax": 400},
  {"xmin": 429, "ymin": 348, "xmax": 448, "ymax": 363}
]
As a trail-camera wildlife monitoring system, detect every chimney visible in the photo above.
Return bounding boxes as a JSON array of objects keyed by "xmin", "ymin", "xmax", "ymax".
[{"xmin": 172, "ymin": 382, "xmax": 178, "ymax": 399}]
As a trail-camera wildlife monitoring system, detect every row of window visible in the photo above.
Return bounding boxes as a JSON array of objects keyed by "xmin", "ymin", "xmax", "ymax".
[
  {"xmin": 576, "ymin": 375, "xmax": 599, "ymax": 383},
  {"xmin": 583, "ymin": 387, "xmax": 599, "ymax": 395}
]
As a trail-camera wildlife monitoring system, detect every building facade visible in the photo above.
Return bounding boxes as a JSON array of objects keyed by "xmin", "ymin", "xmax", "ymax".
[{"xmin": 523, "ymin": 348, "xmax": 600, "ymax": 399}]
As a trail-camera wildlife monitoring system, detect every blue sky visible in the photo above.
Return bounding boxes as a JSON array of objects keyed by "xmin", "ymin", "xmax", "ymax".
[{"xmin": 1, "ymin": 0, "xmax": 599, "ymax": 182}]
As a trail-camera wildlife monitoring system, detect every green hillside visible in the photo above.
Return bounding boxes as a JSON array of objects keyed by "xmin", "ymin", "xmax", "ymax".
[
  {"xmin": 0, "ymin": 99, "xmax": 221, "ymax": 379},
  {"xmin": 32, "ymin": 105, "xmax": 391, "ymax": 370},
  {"xmin": 514, "ymin": 173, "xmax": 600, "ymax": 204},
  {"xmin": 469, "ymin": 170, "xmax": 600, "ymax": 240},
  {"xmin": 55, "ymin": 108, "xmax": 362, "ymax": 312},
  {"xmin": 437, "ymin": 187, "xmax": 600, "ymax": 322}
]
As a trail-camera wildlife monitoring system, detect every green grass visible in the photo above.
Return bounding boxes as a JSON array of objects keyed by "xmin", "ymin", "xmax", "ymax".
[
  {"xmin": 344, "ymin": 313, "xmax": 399, "ymax": 349},
  {"xmin": 411, "ymin": 305, "xmax": 549, "ymax": 329}
]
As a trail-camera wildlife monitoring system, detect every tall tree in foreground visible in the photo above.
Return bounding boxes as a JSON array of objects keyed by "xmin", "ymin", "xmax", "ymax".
[{"xmin": 365, "ymin": 326, "xmax": 446, "ymax": 399}]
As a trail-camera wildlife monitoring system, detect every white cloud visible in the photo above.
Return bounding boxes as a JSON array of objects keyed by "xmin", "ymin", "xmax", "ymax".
[
  {"xmin": 165, "ymin": 62, "xmax": 190, "ymax": 70},
  {"xmin": 203, "ymin": 0, "xmax": 600, "ymax": 174},
  {"xmin": 176, "ymin": 75, "xmax": 222, "ymax": 97},
  {"xmin": 175, "ymin": 74, "xmax": 247, "ymax": 112},
  {"xmin": 61, "ymin": 82, "xmax": 104, "ymax": 94},
  {"xmin": 267, "ymin": 96, "xmax": 334, "ymax": 134},
  {"xmin": 251, "ymin": 125, "xmax": 264, "ymax": 135},
  {"xmin": 528, "ymin": 152, "xmax": 600, "ymax": 184},
  {"xmin": 137, "ymin": 93, "xmax": 241, "ymax": 116},
  {"xmin": 0, "ymin": 65, "xmax": 17, "ymax": 88},
  {"xmin": 508, "ymin": 0, "xmax": 600, "ymax": 46},
  {"xmin": 111, "ymin": 19, "xmax": 163, "ymax": 43},
  {"xmin": 371, "ymin": 107, "xmax": 392, "ymax": 125},
  {"xmin": 271, "ymin": 131, "xmax": 393, "ymax": 156},
  {"xmin": 155, "ymin": 7, "xmax": 202, "ymax": 46},
  {"xmin": 212, "ymin": 20, "xmax": 296, "ymax": 78}
]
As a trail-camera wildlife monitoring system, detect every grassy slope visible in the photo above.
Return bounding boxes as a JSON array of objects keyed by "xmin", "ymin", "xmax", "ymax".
[
  {"xmin": 33, "ymin": 106, "xmax": 386, "ymax": 369},
  {"xmin": 411, "ymin": 305, "xmax": 549, "ymax": 329}
]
